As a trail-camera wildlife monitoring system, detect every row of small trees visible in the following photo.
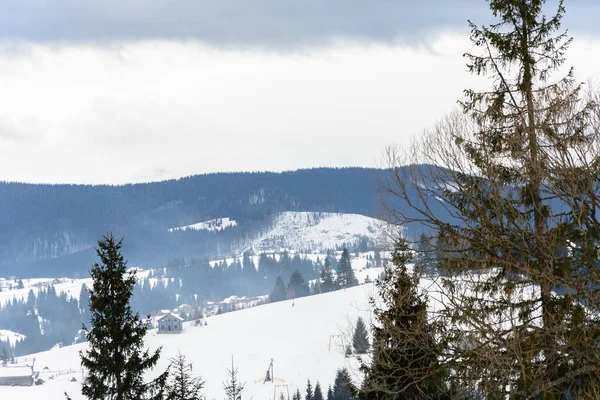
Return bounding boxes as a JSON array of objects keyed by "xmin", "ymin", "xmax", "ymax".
[{"xmin": 269, "ymin": 248, "xmax": 359, "ymax": 303}]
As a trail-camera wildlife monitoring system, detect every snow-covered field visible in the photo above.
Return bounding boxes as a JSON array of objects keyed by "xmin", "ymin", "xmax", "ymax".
[{"xmin": 1, "ymin": 284, "xmax": 376, "ymax": 400}]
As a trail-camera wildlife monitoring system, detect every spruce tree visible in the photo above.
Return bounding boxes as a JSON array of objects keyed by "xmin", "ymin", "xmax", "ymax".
[
  {"xmin": 320, "ymin": 259, "xmax": 336, "ymax": 293},
  {"xmin": 313, "ymin": 381, "xmax": 324, "ymax": 400},
  {"xmin": 292, "ymin": 388, "xmax": 302, "ymax": 400},
  {"xmin": 382, "ymin": 0, "xmax": 600, "ymax": 397},
  {"xmin": 352, "ymin": 317, "xmax": 369, "ymax": 354},
  {"xmin": 359, "ymin": 240, "xmax": 449, "ymax": 400},
  {"xmin": 79, "ymin": 234, "xmax": 167, "ymax": 400},
  {"xmin": 269, "ymin": 276, "xmax": 287, "ymax": 303},
  {"xmin": 223, "ymin": 356, "xmax": 245, "ymax": 400},
  {"xmin": 166, "ymin": 351, "xmax": 205, "ymax": 400},
  {"xmin": 337, "ymin": 248, "xmax": 357, "ymax": 289},
  {"xmin": 332, "ymin": 368, "xmax": 355, "ymax": 400},
  {"xmin": 326, "ymin": 386, "xmax": 333, "ymax": 400},
  {"xmin": 287, "ymin": 270, "xmax": 309, "ymax": 299},
  {"xmin": 305, "ymin": 379, "xmax": 313, "ymax": 400}
]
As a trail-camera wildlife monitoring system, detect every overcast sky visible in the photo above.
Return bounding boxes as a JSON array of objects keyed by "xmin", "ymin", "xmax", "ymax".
[{"xmin": 0, "ymin": 1, "xmax": 599, "ymax": 184}]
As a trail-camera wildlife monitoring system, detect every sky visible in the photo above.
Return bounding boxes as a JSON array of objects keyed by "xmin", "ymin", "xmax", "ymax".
[{"xmin": 0, "ymin": 1, "xmax": 599, "ymax": 184}]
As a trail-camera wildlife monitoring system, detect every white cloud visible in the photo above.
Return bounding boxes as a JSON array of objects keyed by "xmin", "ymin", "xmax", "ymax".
[{"xmin": 0, "ymin": 31, "xmax": 598, "ymax": 184}]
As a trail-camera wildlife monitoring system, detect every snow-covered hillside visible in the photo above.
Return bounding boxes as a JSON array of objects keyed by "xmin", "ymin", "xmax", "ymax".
[
  {"xmin": 241, "ymin": 212, "xmax": 390, "ymax": 253},
  {"xmin": 1, "ymin": 284, "xmax": 376, "ymax": 400},
  {"xmin": 0, "ymin": 329, "xmax": 25, "ymax": 346},
  {"xmin": 168, "ymin": 217, "xmax": 238, "ymax": 233}
]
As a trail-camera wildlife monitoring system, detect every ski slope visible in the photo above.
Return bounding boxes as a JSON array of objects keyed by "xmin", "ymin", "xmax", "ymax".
[{"xmin": 1, "ymin": 284, "xmax": 376, "ymax": 400}]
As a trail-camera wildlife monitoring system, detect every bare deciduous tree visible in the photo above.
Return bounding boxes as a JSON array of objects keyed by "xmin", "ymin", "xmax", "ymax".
[{"xmin": 379, "ymin": 0, "xmax": 600, "ymax": 398}]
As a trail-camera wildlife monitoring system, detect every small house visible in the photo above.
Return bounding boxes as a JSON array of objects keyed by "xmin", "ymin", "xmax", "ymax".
[
  {"xmin": 157, "ymin": 312, "xmax": 183, "ymax": 334},
  {"xmin": 0, "ymin": 366, "xmax": 34, "ymax": 386}
]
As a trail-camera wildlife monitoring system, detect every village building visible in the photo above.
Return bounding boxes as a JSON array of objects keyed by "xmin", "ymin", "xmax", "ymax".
[
  {"xmin": 0, "ymin": 365, "xmax": 34, "ymax": 386},
  {"xmin": 157, "ymin": 312, "xmax": 183, "ymax": 334}
]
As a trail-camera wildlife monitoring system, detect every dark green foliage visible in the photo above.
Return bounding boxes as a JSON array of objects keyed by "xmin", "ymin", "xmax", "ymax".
[
  {"xmin": 79, "ymin": 234, "xmax": 168, "ymax": 400},
  {"xmin": 313, "ymin": 381, "xmax": 324, "ymax": 400},
  {"xmin": 320, "ymin": 258, "xmax": 336, "ymax": 293},
  {"xmin": 326, "ymin": 386, "xmax": 333, "ymax": 400},
  {"xmin": 269, "ymin": 277, "xmax": 287, "ymax": 303},
  {"xmin": 336, "ymin": 248, "xmax": 357, "ymax": 289},
  {"xmin": 360, "ymin": 240, "xmax": 449, "ymax": 400},
  {"xmin": 223, "ymin": 357, "xmax": 245, "ymax": 400},
  {"xmin": 332, "ymin": 368, "xmax": 356, "ymax": 400},
  {"xmin": 287, "ymin": 270, "xmax": 309, "ymax": 299},
  {"xmin": 305, "ymin": 379, "xmax": 313, "ymax": 400},
  {"xmin": 352, "ymin": 317, "xmax": 369, "ymax": 354},
  {"xmin": 166, "ymin": 352, "xmax": 205, "ymax": 400},
  {"xmin": 293, "ymin": 388, "xmax": 302, "ymax": 400}
]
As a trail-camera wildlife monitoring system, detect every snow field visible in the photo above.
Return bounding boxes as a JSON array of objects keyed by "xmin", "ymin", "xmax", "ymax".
[{"xmin": 1, "ymin": 284, "xmax": 376, "ymax": 400}]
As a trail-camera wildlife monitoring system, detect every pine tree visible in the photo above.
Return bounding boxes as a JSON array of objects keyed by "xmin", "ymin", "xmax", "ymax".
[
  {"xmin": 352, "ymin": 317, "xmax": 369, "ymax": 354},
  {"xmin": 336, "ymin": 248, "xmax": 357, "ymax": 289},
  {"xmin": 313, "ymin": 381, "xmax": 324, "ymax": 400},
  {"xmin": 382, "ymin": 0, "xmax": 600, "ymax": 397},
  {"xmin": 223, "ymin": 356, "xmax": 244, "ymax": 400},
  {"xmin": 326, "ymin": 386, "xmax": 333, "ymax": 400},
  {"xmin": 359, "ymin": 240, "xmax": 449, "ymax": 400},
  {"xmin": 79, "ymin": 234, "xmax": 167, "ymax": 400},
  {"xmin": 166, "ymin": 351, "xmax": 205, "ymax": 400},
  {"xmin": 269, "ymin": 276, "xmax": 287, "ymax": 303},
  {"xmin": 320, "ymin": 258, "xmax": 335, "ymax": 293},
  {"xmin": 287, "ymin": 270, "xmax": 309, "ymax": 299},
  {"xmin": 292, "ymin": 388, "xmax": 302, "ymax": 400},
  {"xmin": 305, "ymin": 379, "xmax": 313, "ymax": 400},
  {"xmin": 332, "ymin": 368, "xmax": 355, "ymax": 400}
]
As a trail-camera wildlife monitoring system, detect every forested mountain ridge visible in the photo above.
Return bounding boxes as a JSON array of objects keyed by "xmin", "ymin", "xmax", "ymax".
[{"xmin": 0, "ymin": 168, "xmax": 386, "ymax": 277}]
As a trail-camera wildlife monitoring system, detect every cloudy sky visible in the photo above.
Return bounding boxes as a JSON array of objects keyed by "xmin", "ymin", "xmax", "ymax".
[{"xmin": 0, "ymin": 1, "xmax": 599, "ymax": 184}]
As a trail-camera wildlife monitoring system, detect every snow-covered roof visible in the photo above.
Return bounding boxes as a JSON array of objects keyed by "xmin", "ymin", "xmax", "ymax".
[
  {"xmin": 0, "ymin": 366, "xmax": 32, "ymax": 378},
  {"xmin": 157, "ymin": 313, "xmax": 183, "ymax": 322}
]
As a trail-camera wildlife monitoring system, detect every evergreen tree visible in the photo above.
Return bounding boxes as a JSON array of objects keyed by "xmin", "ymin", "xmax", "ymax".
[
  {"xmin": 352, "ymin": 317, "xmax": 369, "ymax": 354},
  {"xmin": 313, "ymin": 381, "xmax": 324, "ymax": 400},
  {"xmin": 320, "ymin": 258, "xmax": 335, "ymax": 293},
  {"xmin": 287, "ymin": 270, "xmax": 309, "ymax": 299},
  {"xmin": 382, "ymin": 0, "xmax": 600, "ymax": 397},
  {"xmin": 359, "ymin": 240, "xmax": 449, "ymax": 400},
  {"xmin": 223, "ymin": 356, "xmax": 245, "ymax": 400},
  {"xmin": 305, "ymin": 379, "xmax": 313, "ymax": 400},
  {"xmin": 269, "ymin": 276, "xmax": 287, "ymax": 303},
  {"xmin": 332, "ymin": 368, "xmax": 355, "ymax": 400},
  {"xmin": 79, "ymin": 234, "xmax": 167, "ymax": 400},
  {"xmin": 292, "ymin": 388, "xmax": 302, "ymax": 400},
  {"xmin": 326, "ymin": 386, "xmax": 333, "ymax": 400},
  {"xmin": 166, "ymin": 351, "xmax": 205, "ymax": 400},
  {"xmin": 336, "ymin": 248, "xmax": 357, "ymax": 289},
  {"xmin": 17, "ymin": 279, "xmax": 24, "ymax": 289}
]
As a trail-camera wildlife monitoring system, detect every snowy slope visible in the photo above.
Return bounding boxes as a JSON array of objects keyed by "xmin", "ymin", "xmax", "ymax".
[
  {"xmin": 0, "ymin": 329, "xmax": 26, "ymax": 346},
  {"xmin": 1, "ymin": 284, "xmax": 376, "ymax": 400},
  {"xmin": 243, "ymin": 212, "xmax": 389, "ymax": 253},
  {"xmin": 168, "ymin": 217, "xmax": 237, "ymax": 233}
]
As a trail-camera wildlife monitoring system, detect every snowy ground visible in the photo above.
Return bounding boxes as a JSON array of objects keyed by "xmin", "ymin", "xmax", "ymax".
[
  {"xmin": 1, "ymin": 284, "xmax": 376, "ymax": 400},
  {"xmin": 244, "ymin": 212, "xmax": 391, "ymax": 253},
  {"xmin": 168, "ymin": 217, "xmax": 238, "ymax": 233}
]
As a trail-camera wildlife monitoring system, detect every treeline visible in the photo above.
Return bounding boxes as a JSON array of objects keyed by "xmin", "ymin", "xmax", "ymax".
[
  {"xmin": 0, "ymin": 168, "xmax": 382, "ymax": 276},
  {"xmin": 0, "ymin": 284, "xmax": 89, "ymax": 355}
]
